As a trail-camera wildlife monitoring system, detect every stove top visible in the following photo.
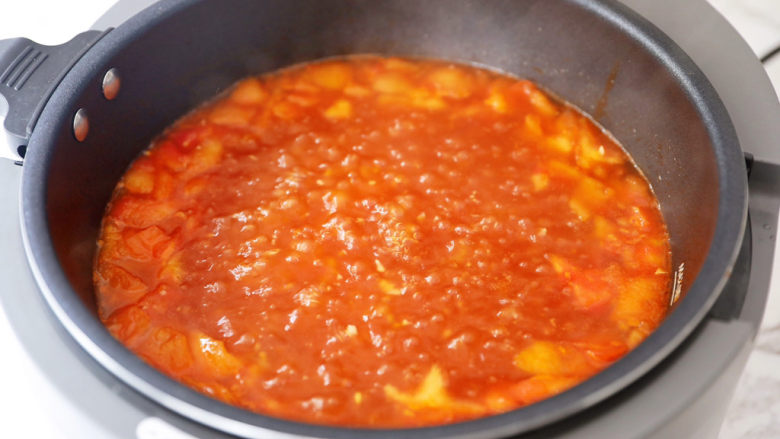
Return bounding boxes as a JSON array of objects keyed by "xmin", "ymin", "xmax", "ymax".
[{"xmin": 1, "ymin": 1, "xmax": 779, "ymax": 438}]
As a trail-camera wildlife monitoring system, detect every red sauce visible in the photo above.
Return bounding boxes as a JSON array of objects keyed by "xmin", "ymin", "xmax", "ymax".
[{"xmin": 94, "ymin": 57, "xmax": 671, "ymax": 427}]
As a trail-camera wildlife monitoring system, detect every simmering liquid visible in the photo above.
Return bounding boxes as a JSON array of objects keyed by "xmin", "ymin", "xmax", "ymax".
[{"xmin": 94, "ymin": 57, "xmax": 671, "ymax": 427}]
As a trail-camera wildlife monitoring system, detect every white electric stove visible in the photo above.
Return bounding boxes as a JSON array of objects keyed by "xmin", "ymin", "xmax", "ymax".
[{"xmin": 2, "ymin": 1, "xmax": 780, "ymax": 438}]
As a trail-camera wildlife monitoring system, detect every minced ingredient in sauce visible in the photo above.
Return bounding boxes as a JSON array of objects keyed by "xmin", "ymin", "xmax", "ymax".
[{"xmin": 94, "ymin": 57, "xmax": 671, "ymax": 427}]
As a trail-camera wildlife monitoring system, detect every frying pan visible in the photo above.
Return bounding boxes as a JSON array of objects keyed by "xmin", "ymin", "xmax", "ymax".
[{"xmin": 0, "ymin": 0, "xmax": 748, "ymax": 437}]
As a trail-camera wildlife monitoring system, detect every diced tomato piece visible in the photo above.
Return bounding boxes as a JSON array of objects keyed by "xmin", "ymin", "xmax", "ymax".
[
  {"xmin": 95, "ymin": 262, "xmax": 148, "ymax": 316},
  {"xmin": 190, "ymin": 333, "xmax": 243, "ymax": 377},
  {"xmin": 514, "ymin": 341, "xmax": 595, "ymax": 376},
  {"xmin": 305, "ymin": 62, "xmax": 353, "ymax": 90},
  {"xmin": 122, "ymin": 226, "xmax": 172, "ymax": 260},
  {"xmin": 509, "ymin": 375, "xmax": 579, "ymax": 405},
  {"xmin": 229, "ymin": 78, "xmax": 268, "ymax": 105},
  {"xmin": 146, "ymin": 327, "xmax": 193, "ymax": 372},
  {"xmin": 109, "ymin": 196, "xmax": 175, "ymax": 228},
  {"xmin": 105, "ymin": 304, "xmax": 150, "ymax": 341}
]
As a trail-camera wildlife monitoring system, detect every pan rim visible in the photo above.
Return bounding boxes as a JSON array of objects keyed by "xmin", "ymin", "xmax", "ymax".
[{"xmin": 19, "ymin": 0, "xmax": 748, "ymax": 437}]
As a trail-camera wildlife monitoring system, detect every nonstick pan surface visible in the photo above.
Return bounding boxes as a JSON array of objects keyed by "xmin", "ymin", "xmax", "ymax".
[{"xmin": 11, "ymin": 0, "xmax": 747, "ymax": 437}]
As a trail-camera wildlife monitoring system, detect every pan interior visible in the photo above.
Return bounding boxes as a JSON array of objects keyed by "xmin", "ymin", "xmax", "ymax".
[{"xmin": 26, "ymin": 0, "xmax": 742, "ymax": 437}]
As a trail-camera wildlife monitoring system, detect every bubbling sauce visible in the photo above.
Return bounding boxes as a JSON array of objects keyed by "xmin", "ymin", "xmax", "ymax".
[{"xmin": 94, "ymin": 57, "xmax": 671, "ymax": 427}]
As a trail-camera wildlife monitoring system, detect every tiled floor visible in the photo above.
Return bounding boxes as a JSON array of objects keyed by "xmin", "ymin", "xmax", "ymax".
[{"xmin": 707, "ymin": 1, "xmax": 780, "ymax": 438}]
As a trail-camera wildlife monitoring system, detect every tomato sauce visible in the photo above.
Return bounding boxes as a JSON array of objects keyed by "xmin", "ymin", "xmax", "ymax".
[{"xmin": 94, "ymin": 57, "xmax": 671, "ymax": 427}]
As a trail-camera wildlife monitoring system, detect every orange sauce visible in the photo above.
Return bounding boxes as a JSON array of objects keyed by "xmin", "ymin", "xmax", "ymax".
[{"xmin": 94, "ymin": 57, "xmax": 671, "ymax": 427}]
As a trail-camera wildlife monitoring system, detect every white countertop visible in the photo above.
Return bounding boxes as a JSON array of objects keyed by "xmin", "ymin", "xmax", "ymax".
[
  {"xmin": 1, "ymin": 1, "xmax": 779, "ymax": 438},
  {"xmin": 707, "ymin": 2, "xmax": 780, "ymax": 438},
  {"xmin": 0, "ymin": 4, "xmax": 117, "ymax": 438}
]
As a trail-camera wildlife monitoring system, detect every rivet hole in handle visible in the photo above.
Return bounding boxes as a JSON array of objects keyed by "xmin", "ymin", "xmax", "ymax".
[{"xmin": 0, "ymin": 30, "xmax": 109, "ymax": 163}]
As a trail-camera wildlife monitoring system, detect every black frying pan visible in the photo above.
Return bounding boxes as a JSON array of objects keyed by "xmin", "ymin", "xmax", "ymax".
[{"xmin": 0, "ymin": 0, "xmax": 747, "ymax": 437}]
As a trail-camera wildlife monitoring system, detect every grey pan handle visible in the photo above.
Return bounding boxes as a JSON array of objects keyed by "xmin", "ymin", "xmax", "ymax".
[{"xmin": 0, "ymin": 30, "xmax": 106, "ymax": 163}]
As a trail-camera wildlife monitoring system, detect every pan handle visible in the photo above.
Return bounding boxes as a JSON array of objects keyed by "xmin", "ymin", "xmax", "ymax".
[{"xmin": 0, "ymin": 30, "xmax": 107, "ymax": 163}]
